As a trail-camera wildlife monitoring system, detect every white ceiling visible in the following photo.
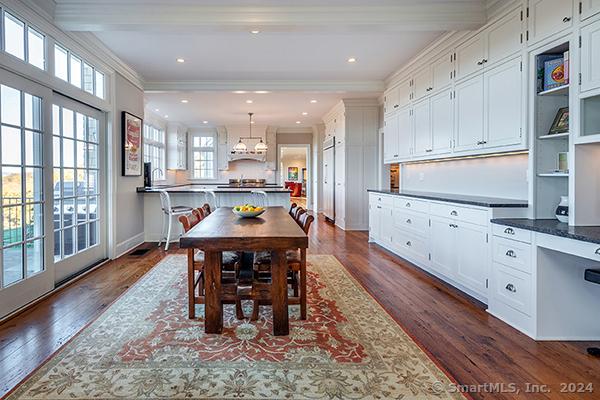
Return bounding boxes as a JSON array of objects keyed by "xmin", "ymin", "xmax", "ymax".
[{"xmin": 144, "ymin": 91, "xmax": 379, "ymax": 127}]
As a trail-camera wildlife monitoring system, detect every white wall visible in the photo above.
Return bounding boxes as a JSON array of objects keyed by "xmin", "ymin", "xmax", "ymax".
[
  {"xmin": 113, "ymin": 73, "xmax": 145, "ymax": 256},
  {"xmin": 401, "ymin": 154, "xmax": 529, "ymax": 200}
]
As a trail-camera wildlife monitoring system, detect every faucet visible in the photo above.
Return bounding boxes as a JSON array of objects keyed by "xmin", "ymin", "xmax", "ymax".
[{"xmin": 152, "ymin": 167, "xmax": 164, "ymax": 181}]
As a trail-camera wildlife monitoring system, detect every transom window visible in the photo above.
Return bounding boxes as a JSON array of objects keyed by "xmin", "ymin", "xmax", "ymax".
[
  {"xmin": 143, "ymin": 124, "xmax": 166, "ymax": 181},
  {"xmin": 52, "ymin": 105, "xmax": 100, "ymax": 261},
  {"xmin": 190, "ymin": 133, "xmax": 215, "ymax": 179},
  {"xmin": 2, "ymin": 11, "xmax": 45, "ymax": 70},
  {"xmin": 1, "ymin": 84, "xmax": 44, "ymax": 288},
  {"xmin": 54, "ymin": 43, "xmax": 105, "ymax": 99}
]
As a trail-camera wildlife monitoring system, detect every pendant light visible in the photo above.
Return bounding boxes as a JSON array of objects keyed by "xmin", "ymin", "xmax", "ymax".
[{"xmin": 233, "ymin": 137, "xmax": 247, "ymax": 152}]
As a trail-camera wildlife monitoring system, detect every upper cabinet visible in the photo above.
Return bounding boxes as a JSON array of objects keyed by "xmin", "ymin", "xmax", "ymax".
[
  {"xmin": 455, "ymin": 75, "xmax": 485, "ymax": 152},
  {"xmin": 167, "ymin": 124, "xmax": 188, "ymax": 170},
  {"xmin": 528, "ymin": 0, "xmax": 574, "ymax": 45},
  {"xmin": 432, "ymin": 53, "xmax": 454, "ymax": 91},
  {"xmin": 580, "ymin": 19, "xmax": 600, "ymax": 93},
  {"xmin": 413, "ymin": 67, "xmax": 433, "ymax": 101},
  {"xmin": 384, "ymin": 79, "xmax": 412, "ymax": 115},
  {"xmin": 580, "ymin": 0, "xmax": 600, "ymax": 21},
  {"xmin": 455, "ymin": 34, "xmax": 486, "ymax": 81}
]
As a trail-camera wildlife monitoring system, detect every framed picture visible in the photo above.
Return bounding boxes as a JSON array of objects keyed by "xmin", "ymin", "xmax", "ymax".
[
  {"xmin": 287, "ymin": 166, "xmax": 299, "ymax": 181},
  {"xmin": 549, "ymin": 107, "xmax": 569, "ymax": 135},
  {"xmin": 122, "ymin": 111, "xmax": 143, "ymax": 176}
]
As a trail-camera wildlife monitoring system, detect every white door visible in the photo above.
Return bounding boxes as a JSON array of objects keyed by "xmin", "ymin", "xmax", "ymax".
[
  {"xmin": 484, "ymin": 58, "xmax": 524, "ymax": 149},
  {"xmin": 397, "ymin": 107, "xmax": 413, "ymax": 159},
  {"xmin": 413, "ymin": 99, "xmax": 432, "ymax": 156},
  {"xmin": 432, "ymin": 52, "xmax": 454, "ymax": 91},
  {"xmin": 413, "ymin": 67, "xmax": 432, "ymax": 101},
  {"xmin": 430, "ymin": 89, "xmax": 454, "ymax": 155},
  {"xmin": 455, "ymin": 34, "xmax": 485, "ymax": 81},
  {"xmin": 455, "ymin": 221, "xmax": 489, "ymax": 296},
  {"xmin": 51, "ymin": 95, "xmax": 107, "ymax": 283},
  {"xmin": 430, "ymin": 216, "xmax": 457, "ymax": 278},
  {"xmin": 383, "ymin": 113, "xmax": 399, "ymax": 162},
  {"xmin": 454, "ymin": 74, "xmax": 484, "ymax": 152},
  {"xmin": 0, "ymin": 69, "xmax": 53, "ymax": 318},
  {"xmin": 580, "ymin": 19, "xmax": 600, "ymax": 93},
  {"xmin": 528, "ymin": 0, "xmax": 574, "ymax": 44},
  {"xmin": 581, "ymin": 0, "xmax": 600, "ymax": 20},
  {"xmin": 486, "ymin": 8, "xmax": 523, "ymax": 66}
]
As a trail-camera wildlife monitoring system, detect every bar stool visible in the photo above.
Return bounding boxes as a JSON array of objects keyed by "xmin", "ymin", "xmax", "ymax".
[
  {"xmin": 158, "ymin": 190, "xmax": 193, "ymax": 251},
  {"xmin": 202, "ymin": 190, "xmax": 219, "ymax": 210},
  {"xmin": 251, "ymin": 190, "xmax": 268, "ymax": 207}
]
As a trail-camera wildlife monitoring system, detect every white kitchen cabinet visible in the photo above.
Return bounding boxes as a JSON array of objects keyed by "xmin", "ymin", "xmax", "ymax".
[
  {"xmin": 581, "ymin": 0, "xmax": 600, "ymax": 20},
  {"xmin": 455, "ymin": 34, "xmax": 486, "ymax": 81},
  {"xmin": 413, "ymin": 67, "xmax": 433, "ymax": 101},
  {"xmin": 455, "ymin": 221, "xmax": 489, "ymax": 297},
  {"xmin": 397, "ymin": 79, "xmax": 413, "ymax": 109},
  {"xmin": 484, "ymin": 57, "xmax": 524, "ymax": 149},
  {"xmin": 379, "ymin": 204, "xmax": 394, "ymax": 246},
  {"xmin": 430, "ymin": 216, "xmax": 457, "ymax": 278},
  {"xmin": 454, "ymin": 74, "xmax": 485, "ymax": 152},
  {"xmin": 413, "ymin": 99, "xmax": 431, "ymax": 156},
  {"xmin": 487, "ymin": 8, "xmax": 523, "ymax": 67},
  {"xmin": 384, "ymin": 85, "xmax": 399, "ymax": 116},
  {"xmin": 383, "ymin": 112, "xmax": 400, "ymax": 163},
  {"xmin": 167, "ymin": 126, "xmax": 187, "ymax": 170},
  {"xmin": 432, "ymin": 52, "xmax": 454, "ymax": 91},
  {"xmin": 369, "ymin": 195, "xmax": 382, "ymax": 242},
  {"xmin": 335, "ymin": 115, "xmax": 345, "ymax": 144},
  {"xmin": 580, "ymin": 19, "xmax": 600, "ymax": 93},
  {"xmin": 397, "ymin": 107, "xmax": 413, "ymax": 159},
  {"xmin": 384, "ymin": 79, "xmax": 412, "ymax": 115},
  {"xmin": 528, "ymin": 0, "xmax": 574, "ymax": 45},
  {"xmin": 430, "ymin": 89, "xmax": 454, "ymax": 155}
]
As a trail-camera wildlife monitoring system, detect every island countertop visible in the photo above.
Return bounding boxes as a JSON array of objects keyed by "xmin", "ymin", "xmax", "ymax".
[{"xmin": 137, "ymin": 184, "xmax": 291, "ymax": 193}]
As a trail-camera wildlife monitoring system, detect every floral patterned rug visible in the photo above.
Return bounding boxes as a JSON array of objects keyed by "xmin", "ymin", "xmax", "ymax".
[{"xmin": 6, "ymin": 255, "xmax": 464, "ymax": 399}]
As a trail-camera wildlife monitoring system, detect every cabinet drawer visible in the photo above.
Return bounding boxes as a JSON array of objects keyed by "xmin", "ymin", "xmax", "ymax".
[
  {"xmin": 370, "ymin": 193, "xmax": 394, "ymax": 206},
  {"xmin": 492, "ymin": 223, "xmax": 531, "ymax": 244},
  {"xmin": 493, "ymin": 237, "xmax": 532, "ymax": 274},
  {"xmin": 394, "ymin": 197, "xmax": 429, "ymax": 213},
  {"xmin": 493, "ymin": 262, "xmax": 532, "ymax": 316},
  {"xmin": 394, "ymin": 210, "xmax": 430, "ymax": 237},
  {"xmin": 394, "ymin": 229, "xmax": 430, "ymax": 264},
  {"xmin": 430, "ymin": 203, "xmax": 488, "ymax": 226}
]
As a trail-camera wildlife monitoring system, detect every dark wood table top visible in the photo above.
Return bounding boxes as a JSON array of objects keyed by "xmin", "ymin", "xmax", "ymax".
[{"xmin": 179, "ymin": 206, "xmax": 308, "ymax": 251}]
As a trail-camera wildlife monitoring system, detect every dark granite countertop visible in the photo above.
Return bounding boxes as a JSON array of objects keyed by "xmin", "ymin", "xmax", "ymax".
[
  {"xmin": 367, "ymin": 189, "xmax": 528, "ymax": 208},
  {"xmin": 491, "ymin": 219, "xmax": 600, "ymax": 245},
  {"xmin": 138, "ymin": 184, "xmax": 290, "ymax": 194}
]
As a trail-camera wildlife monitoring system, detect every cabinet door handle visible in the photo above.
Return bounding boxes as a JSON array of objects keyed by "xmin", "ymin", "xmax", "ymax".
[
  {"xmin": 378, "ymin": 197, "xmax": 382, "ymax": 201},
  {"xmin": 450, "ymin": 210, "xmax": 458, "ymax": 216},
  {"xmin": 505, "ymin": 283, "xmax": 517, "ymax": 293},
  {"xmin": 506, "ymin": 250, "xmax": 517, "ymax": 258},
  {"xmin": 482, "ymin": 59, "xmax": 488, "ymax": 64},
  {"xmin": 394, "ymin": 104, "xmax": 399, "ymax": 108},
  {"xmin": 405, "ymin": 202, "xmax": 411, "ymax": 208},
  {"xmin": 477, "ymin": 60, "xmax": 483, "ymax": 66},
  {"xmin": 595, "ymin": 248, "xmax": 600, "ymax": 255},
  {"xmin": 449, "ymin": 223, "xmax": 458, "ymax": 228},
  {"xmin": 406, "ymin": 241, "xmax": 412, "ymax": 247},
  {"xmin": 504, "ymin": 227, "xmax": 515, "ymax": 235},
  {"xmin": 393, "ymin": 154, "xmax": 399, "ymax": 157},
  {"xmin": 377, "ymin": 205, "xmax": 382, "ymax": 209},
  {"xmin": 406, "ymin": 218, "xmax": 412, "ymax": 224},
  {"xmin": 425, "ymin": 149, "xmax": 433, "ymax": 152},
  {"xmin": 563, "ymin": 16, "xmax": 571, "ymax": 23}
]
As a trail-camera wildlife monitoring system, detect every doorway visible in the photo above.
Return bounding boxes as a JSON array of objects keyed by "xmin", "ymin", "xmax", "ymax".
[{"xmin": 278, "ymin": 144, "xmax": 310, "ymax": 209}]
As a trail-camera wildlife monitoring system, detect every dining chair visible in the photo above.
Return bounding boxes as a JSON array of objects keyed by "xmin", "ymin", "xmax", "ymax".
[
  {"xmin": 293, "ymin": 207, "xmax": 307, "ymax": 227},
  {"xmin": 178, "ymin": 209, "xmax": 243, "ymax": 319},
  {"xmin": 201, "ymin": 203, "xmax": 212, "ymax": 217},
  {"xmin": 158, "ymin": 190, "xmax": 193, "ymax": 251},
  {"xmin": 289, "ymin": 202, "xmax": 298, "ymax": 216},
  {"xmin": 251, "ymin": 212, "xmax": 314, "ymax": 320}
]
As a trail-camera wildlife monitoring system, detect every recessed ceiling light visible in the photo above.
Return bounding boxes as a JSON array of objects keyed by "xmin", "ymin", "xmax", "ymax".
[
  {"xmin": 246, "ymin": 99, "xmax": 253, "ymax": 104},
  {"xmin": 233, "ymin": 90, "xmax": 247, "ymax": 94},
  {"xmin": 181, "ymin": 99, "xmax": 188, "ymax": 103},
  {"xmin": 310, "ymin": 99, "xmax": 317, "ymax": 103},
  {"xmin": 164, "ymin": 115, "xmax": 169, "ymax": 118},
  {"xmin": 203, "ymin": 120, "xmax": 208, "ymax": 124},
  {"xmin": 347, "ymin": 57, "xmax": 357, "ymax": 63},
  {"xmin": 302, "ymin": 112, "xmax": 308, "ymax": 116},
  {"xmin": 154, "ymin": 108, "xmax": 159, "ymax": 112},
  {"xmin": 176, "ymin": 58, "xmax": 185, "ymax": 63},
  {"xmin": 250, "ymin": 121, "xmax": 255, "ymax": 124},
  {"xmin": 296, "ymin": 121, "xmax": 301, "ymax": 124},
  {"xmin": 254, "ymin": 90, "xmax": 269, "ymax": 94},
  {"xmin": 250, "ymin": 30, "xmax": 260, "ymax": 34}
]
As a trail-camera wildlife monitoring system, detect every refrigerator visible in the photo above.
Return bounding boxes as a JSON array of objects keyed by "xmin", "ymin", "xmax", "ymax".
[{"xmin": 323, "ymin": 137, "xmax": 335, "ymax": 221}]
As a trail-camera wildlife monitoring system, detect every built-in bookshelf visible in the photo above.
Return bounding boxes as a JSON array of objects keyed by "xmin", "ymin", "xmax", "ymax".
[{"xmin": 532, "ymin": 40, "xmax": 570, "ymax": 220}]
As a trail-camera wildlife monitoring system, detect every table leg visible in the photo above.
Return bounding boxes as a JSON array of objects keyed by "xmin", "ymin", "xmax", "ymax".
[
  {"xmin": 271, "ymin": 250, "xmax": 289, "ymax": 336},
  {"xmin": 300, "ymin": 247, "xmax": 307, "ymax": 320},
  {"xmin": 204, "ymin": 250, "xmax": 223, "ymax": 334}
]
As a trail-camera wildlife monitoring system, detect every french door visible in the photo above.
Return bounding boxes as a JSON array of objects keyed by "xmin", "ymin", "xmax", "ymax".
[{"xmin": 0, "ymin": 68, "xmax": 107, "ymax": 319}]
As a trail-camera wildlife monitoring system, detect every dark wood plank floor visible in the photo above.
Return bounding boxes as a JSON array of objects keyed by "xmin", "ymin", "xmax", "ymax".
[{"xmin": 1, "ymin": 215, "xmax": 599, "ymax": 399}]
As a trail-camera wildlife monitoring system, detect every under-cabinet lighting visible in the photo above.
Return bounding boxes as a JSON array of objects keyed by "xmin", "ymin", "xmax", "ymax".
[{"xmin": 400, "ymin": 150, "xmax": 529, "ymax": 165}]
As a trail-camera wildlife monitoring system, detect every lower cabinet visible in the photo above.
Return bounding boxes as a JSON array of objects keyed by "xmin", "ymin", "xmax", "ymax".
[{"xmin": 455, "ymin": 221, "xmax": 489, "ymax": 296}]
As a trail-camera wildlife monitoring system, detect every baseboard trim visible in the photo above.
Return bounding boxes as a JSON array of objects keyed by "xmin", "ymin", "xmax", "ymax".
[{"xmin": 114, "ymin": 232, "xmax": 145, "ymax": 259}]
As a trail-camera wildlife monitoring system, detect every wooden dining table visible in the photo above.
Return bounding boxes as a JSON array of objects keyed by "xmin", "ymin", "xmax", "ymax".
[{"xmin": 179, "ymin": 206, "xmax": 308, "ymax": 336}]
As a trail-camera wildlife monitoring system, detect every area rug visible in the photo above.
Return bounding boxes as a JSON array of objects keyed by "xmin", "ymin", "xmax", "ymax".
[{"xmin": 5, "ymin": 255, "xmax": 464, "ymax": 399}]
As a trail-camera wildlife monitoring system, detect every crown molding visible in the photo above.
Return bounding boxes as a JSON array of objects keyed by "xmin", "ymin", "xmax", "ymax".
[
  {"xmin": 276, "ymin": 127, "xmax": 314, "ymax": 135},
  {"xmin": 144, "ymin": 80, "xmax": 384, "ymax": 93},
  {"xmin": 54, "ymin": 2, "xmax": 486, "ymax": 33}
]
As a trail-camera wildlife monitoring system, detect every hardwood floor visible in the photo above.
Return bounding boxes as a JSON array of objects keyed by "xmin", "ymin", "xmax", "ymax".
[{"xmin": 1, "ymin": 215, "xmax": 599, "ymax": 399}]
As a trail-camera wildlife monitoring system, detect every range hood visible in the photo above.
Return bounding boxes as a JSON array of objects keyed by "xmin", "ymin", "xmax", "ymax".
[{"xmin": 228, "ymin": 152, "xmax": 266, "ymax": 162}]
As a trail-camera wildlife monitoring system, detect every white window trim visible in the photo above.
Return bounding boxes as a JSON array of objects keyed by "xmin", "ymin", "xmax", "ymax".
[
  {"xmin": 189, "ymin": 131, "xmax": 217, "ymax": 181},
  {"xmin": 143, "ymin": 124, "xmax": 166, "ymax": 182}
]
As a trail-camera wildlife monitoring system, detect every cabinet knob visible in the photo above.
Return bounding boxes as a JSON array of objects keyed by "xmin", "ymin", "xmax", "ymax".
[
  {"xmin": 450, "ymin": 210, "xmax": 458, "ymax": 216},
  {"xmin": 377, "ymin": 205, "xmax": 382, "ymax": 209},
  {"xmin": 477, "ymin": 60, "xmax": 483, "ymax": 66},
  {"xmin": 563, "ymin": 16, "xmax": 571, "ymax": 23},
  {"xmin": 393, "ymin": 154, "xmax": 399, "ymax": 158},
  {"xmin": 394, "ymin": 104, "xmax": 399, "ymax": 108},
  {"xmin": 405, "ymin": 202, "xmax": 411, "ymax": 208},
  {"xmin": 482, "ymin": 59, "xmax": 488, "ymax": 64},
  {"xmin": 505, "ymin": 283, "xmax": 517, "ymax": 293},
  {"xmin": 425, "ymin": 149, "xmax": 433, "ymax": 153},
  {"xmin": 406, "ymin": 218, "xmax": 412, "ymax": 224},
  {"xmin": 504, "ymin": 227, "xmax": 515, "ymax": 235},
  {"xmin": 406, "ymin": 241, "xmax": 412, "ymax": 247},
  {"xmin": 506, "ymin": 250, "xmax": 517, "ymax": 258}
]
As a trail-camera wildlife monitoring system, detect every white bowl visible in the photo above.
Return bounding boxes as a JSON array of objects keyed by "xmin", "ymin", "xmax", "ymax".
[{"xmin": 232, "ymin": 208, "xmax": 266, "ymax": 218}]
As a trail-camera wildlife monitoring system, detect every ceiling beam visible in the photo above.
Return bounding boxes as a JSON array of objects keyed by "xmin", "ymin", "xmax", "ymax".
[
  {"xmin": 54, "ymin": 2, "xmax": 487, "ymax": 33},
  {"xmin": 143, "ymin": 80, "xmax": 384, "ymax": 93}
]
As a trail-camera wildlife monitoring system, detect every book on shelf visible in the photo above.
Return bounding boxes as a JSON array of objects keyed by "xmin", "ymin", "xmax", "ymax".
[
  {"xmin": 563, "ymin": 50, "xmax": 569, "ymax": 84},
  {"xmin": 544, "ymin": 57, "xmax": 565, "ymax": 91},
  {"xmin": 536, "ymin": 54, "xmax": 562, "ymax": 93}
]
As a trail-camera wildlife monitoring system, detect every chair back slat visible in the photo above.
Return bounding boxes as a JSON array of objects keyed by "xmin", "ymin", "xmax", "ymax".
[
  {"xmin": 289, "ymin": 202, "xmax": 298, "ymax": 216},
  {"xmin": 299, "ymin": 213, "xmax": 315, "ymax": 234},
  {"xmin": 178, "ymin": 207, "xmax": 204, "ymax": 233},
  {"xmin": 158, "ymin": 190, "xmax": 171, "ymax": 213},
  {"xmin": 202, "ymin": 203, "xmax": 212, "ymax": 216}
]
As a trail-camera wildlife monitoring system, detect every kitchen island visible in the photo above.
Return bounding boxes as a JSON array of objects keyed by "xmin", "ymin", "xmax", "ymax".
[{"xmin": 138, "ymin": 184, "xmax": 292, "ymax": 242}]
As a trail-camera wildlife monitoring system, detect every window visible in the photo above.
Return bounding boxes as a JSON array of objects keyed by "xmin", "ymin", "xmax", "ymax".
[
  {"xmin": 1, "ymin": 84, "xmax": 44, "ymax": 287},
  {"xmin": 2, "ymin": 11, "xmax": 45, "ymax": 69},
  {"xmin": 143, "ymin": 124, "xmax": 165, "ymax": 181},
  {"xmin": 52, "ymin": 105, "xmax": 100, "ymax": 260},
  {"xmin": 54, "ymin": 43, "xmax": 105, "ymax": 99},
  {"xmin": 191, "ymin": 133, "xmax": 216, "ymax": 179}
]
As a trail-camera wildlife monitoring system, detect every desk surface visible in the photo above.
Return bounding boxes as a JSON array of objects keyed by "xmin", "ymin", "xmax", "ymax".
[{"xmin": 491, "ymin": 218, "xmax": 600, "ymax": 245}]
